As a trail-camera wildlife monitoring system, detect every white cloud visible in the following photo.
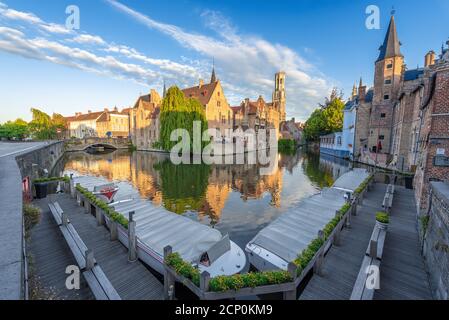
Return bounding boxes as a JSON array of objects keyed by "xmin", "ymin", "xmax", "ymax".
[
  {"xmin": 107, "ymin": 0, "xmax": 333, "ymax": 120},
  {"xmin": 72, "ymin": 34, "xmax": 106, "ymax": 45},
  {"xmin": 0, "ymin": 3, "xmax": 70, "ymax": 34}
]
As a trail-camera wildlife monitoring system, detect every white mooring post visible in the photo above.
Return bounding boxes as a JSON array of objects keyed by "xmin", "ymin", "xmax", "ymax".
[
  {"xmin": 163, "ymin": 246, "xmax": 175, "ymax": 300},
  {"xmin": 128, "ymin": 211, "xmax": 137, "ymax": 262}
]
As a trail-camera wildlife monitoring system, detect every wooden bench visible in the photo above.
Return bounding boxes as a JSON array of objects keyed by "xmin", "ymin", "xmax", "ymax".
[
  {"xmin": 350, "ymin": 225, "xmax": 387, "ymax": 300},
  {"xmin": 48, "ymin": 202, "xmax": 121, "ymax": 300},
  {"xmin": 382, "ymin": 184, "xmax": 395, "ymax": 213}
]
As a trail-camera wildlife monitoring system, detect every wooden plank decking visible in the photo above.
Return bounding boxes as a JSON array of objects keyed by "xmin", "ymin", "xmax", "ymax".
[
  {"xmin": 299, "ymin": 183, "xmax": 433, "ymax": 300},
  {"xmin": 299, "ymin": 183, "xmax": 385, "ymax": 300},
  {"xmin": 31, "ymin": 194, "xmax": 164, "ymax": 300},
  {"xmin": 373, "ymin": 187, "xmax": 433, "ymax": 300}
]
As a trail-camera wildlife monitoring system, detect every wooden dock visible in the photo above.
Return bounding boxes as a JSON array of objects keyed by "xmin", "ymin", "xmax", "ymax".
[
  {"xmin": 299, "ymin": 183, "xmax": 432, "ymax": 300},
  {"xmin": 373, "ymin": 187, "xmax": 432, "ymax": 300},
  {"xmin": 31, "ymin": 194, "xmax": 164, "ymax": 300}
]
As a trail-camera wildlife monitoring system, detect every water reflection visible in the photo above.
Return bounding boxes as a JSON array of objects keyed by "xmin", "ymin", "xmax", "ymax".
[{"xmin": 60, "ymin": 149, "xmax": 351, "ymax": 248}]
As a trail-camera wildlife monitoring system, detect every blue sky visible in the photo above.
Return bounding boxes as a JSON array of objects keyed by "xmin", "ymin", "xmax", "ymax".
[{"xmin": 0, "ymin": 0, "xmax": 448, "ymax": 123}]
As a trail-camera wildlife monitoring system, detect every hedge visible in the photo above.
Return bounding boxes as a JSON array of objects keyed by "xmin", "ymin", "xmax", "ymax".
[
  {"xmin": 354, "ymin": 175, "xmax": 373, "ymax": 195},
  {"xmin": 34, "ymin": 175, "xmax": 70, "ymax": 184},
  {"xmin": 75, "ymin": 185, "xmax": 128, "ymax": 229},
  {"xmin": 375, "ymin": 212, "xmax": 389, "ymax": 224}
]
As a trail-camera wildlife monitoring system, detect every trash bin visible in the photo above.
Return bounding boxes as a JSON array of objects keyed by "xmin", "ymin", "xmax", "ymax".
[{"xmin": 34, "ymin": 182, "xmax": 48, "ymax": 199}]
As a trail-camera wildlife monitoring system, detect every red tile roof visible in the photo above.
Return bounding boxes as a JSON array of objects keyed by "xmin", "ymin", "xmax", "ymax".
[{"xmin": 182, "ymin": 82, "xmax": 218, "ymax": 106}]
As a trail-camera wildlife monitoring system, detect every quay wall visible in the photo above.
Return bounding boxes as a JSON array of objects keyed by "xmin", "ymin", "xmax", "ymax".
[
  {"xmin": 423, "ymin": 181, "xmax": 449, "ymax": 300},
  {"xmin": 0, "ymin": 141, "xmax": 64, "ymax": 300}
]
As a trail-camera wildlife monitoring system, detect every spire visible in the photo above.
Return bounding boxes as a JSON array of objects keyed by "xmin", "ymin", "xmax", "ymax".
[
  {"xmin": 359, "ymin": 77, "xmax": 363, "ymax": 88},
  {"xmin": 210, "ymin": 58, "xmax": 217, "ymax": 83},
  {"xmin": 163, "ymin": 79, "xmax": 167, "ymax": 98},
  {"xmin": 352, "ymin": 82, "xmax": 358, "ymax": 98},
  {"xmin": 377, "ymin": 14, "xmax": 403, "ymax": 62}
]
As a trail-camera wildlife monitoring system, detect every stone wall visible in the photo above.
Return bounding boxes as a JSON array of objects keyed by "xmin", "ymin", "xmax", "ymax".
[
  {"xmin": 15, "ymin": 141, "xmax": 65, "ymax": 182},
  {"xmin": 423, "ymin": 181, "xmax": 449, "ymax": 300}
]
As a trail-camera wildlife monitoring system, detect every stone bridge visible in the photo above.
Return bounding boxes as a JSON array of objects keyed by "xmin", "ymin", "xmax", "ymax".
[{"xmin": 64, "ymin": 137, "xmax": 131, "ymax": 152}]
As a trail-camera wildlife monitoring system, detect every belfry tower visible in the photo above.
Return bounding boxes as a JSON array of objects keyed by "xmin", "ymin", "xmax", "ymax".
[{"xmin": 273, "ymin": 71, "xmax": 286, "ymax": 122}]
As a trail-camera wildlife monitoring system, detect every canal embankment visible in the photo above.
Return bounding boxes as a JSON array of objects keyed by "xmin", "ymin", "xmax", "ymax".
[{"xmin": 0, "ymin": 141, "xmax": 63, "ymax": 300}]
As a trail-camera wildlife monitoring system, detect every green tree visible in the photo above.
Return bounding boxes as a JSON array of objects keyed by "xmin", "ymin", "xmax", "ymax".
[
  {"xmin": 0, "ymin": 119, "xmax": 29, "ymax": 140},
  {"xmin": 159, "ymin": 86, "xmax": 208, "ymax": 151},
  {"xmin": 29, "ymin": 108, "xmax": 57, "ymax": 140},
  {"xmin": 303, "ymin": 89, "xmax": 345, "ymax": 141}
]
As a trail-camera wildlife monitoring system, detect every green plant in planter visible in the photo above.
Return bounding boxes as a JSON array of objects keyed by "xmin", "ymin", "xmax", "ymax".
[
  {"xmin": 75, "ymin": 184, "xmax": 128, "ymax": 229},
  {"xmin": 34, "ymin": 175, "xmax": 70, "ymax": 184},
  {"xmin": 376, "ymin": 212, "xmax": 389, "ymax": 224}
]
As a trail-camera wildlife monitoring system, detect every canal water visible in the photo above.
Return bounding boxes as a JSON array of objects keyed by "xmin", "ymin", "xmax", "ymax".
[{"xmin": 57, "ymin": 148, "xmax": 353, "ymax": 251}]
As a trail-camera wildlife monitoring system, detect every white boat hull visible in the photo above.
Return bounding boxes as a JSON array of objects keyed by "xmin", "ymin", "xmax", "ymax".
[{"xmin": 245, "ymin": 243, "xmax": 288, "ymax": 272}]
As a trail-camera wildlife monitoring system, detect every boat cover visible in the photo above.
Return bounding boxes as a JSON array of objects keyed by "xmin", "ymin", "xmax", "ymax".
[
  {"xmin": 332, "ymin": 168, "xmax": 370, "ymax": 192},
  {"xmin": 72, "ymin": 175, "xmax": 223, "ymax": 263},
  {"xmin": 248, "ymin": 187, "xmax": 347, "ymax": 263}
]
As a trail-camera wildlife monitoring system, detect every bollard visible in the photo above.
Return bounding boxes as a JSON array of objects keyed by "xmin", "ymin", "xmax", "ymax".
[
  {"xmin": 128, "ymin": 211, "xmax": 137, "ymax": 262},
  {"xmin": 313, "ymin": 230, "xmax": 325, "ymax": 276}
]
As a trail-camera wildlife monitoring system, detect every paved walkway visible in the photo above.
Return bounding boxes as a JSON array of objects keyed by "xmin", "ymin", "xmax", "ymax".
[
  {"xmin": 0, "ymin": 142, "xmax": 47, "ymax": 299},
  {"xmin": 373, "ymin": 187, "xmax": 433, "ymax": 300},
  {"xmin": 34, "ymin": 194, "xmax": 164, "ymax": 300},
  {"xmin": 299, "ymin": 183, "xmax": 384, "ymax": 300}
]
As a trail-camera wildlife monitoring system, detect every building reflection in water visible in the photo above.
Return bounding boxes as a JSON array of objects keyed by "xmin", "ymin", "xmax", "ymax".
[{"xmin": 62, "ymin": 149, "xmax": 350, "ymax": 237}]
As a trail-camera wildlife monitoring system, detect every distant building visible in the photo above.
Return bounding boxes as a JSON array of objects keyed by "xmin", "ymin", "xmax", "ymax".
[
  {"xmin": 181, "ymin": 67, "xmax": 233, "ymax": 140},
  {"xmin": 65, "ymin": 107, "xmax": 129, "ymax": 138},
  {"xmin": 231, "ymin": 72, "xmax": 286, "ymax": 140},
  {"xmin": 320, "ymin": 132, "xmax": 348, "ymax": 158},
  {"xmin": 129, "ymin": 89, "xmax": 162, "ymax": 150},
  {"xmin": 280, "ymin": 118, "xmax": 303, "ymax": 143}
]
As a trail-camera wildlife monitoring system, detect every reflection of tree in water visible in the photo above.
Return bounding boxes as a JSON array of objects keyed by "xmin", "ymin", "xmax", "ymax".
[
  {"xmin": 302, "ymin": 152, "xmax": 335, "ymax": 188},
  {"xmin": 155, "ymin": 160, "xmax": 211, "ymax": 215}
]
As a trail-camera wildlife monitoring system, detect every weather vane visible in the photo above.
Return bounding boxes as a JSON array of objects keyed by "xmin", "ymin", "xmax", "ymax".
[{"xmin": 391, "ymin": 6, "xmax": 396, "ymax": 15}]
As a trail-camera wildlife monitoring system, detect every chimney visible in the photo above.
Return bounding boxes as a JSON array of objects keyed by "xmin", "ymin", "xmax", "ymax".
[
  {"xmin": 199, "ymin": 79, "xmax": 204, "ymax": 88},
  {"xmin": 104, "ymin": 108, "xmax": 109, "ymax": 112},
  {"xmin": 425, "ymin": 50, "xmax": 435, "ymax": 67},
  {"xmin": 114, "ymin": 106, "xmax": 118, "ymax": 112},
  {"xmin": 88, "ymin": 110, "xmax": 92, "ymax": 114}
]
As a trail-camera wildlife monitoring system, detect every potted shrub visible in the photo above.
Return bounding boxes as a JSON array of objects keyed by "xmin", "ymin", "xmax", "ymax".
[{"xmin": 376, "ymin": 212, "xmax": 390, "ymax": 230}]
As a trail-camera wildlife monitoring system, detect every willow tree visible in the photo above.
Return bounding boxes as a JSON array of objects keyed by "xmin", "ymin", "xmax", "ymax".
[
  {"xmin": 29, "ymin": 108, "xmax": 56, "ymax": 140},
  {"xmin": 159, "ymin": 86, "xmax": 208, "ymax": 151}
]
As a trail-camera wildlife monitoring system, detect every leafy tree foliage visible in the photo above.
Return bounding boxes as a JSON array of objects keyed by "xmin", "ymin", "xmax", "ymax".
[
  {"xmin": 303, "ymin": 88, "xmax": 345, "ymax": 141},
  {"xmin": 159, "ymin": 86, "xmax": 208, "ymax": 151},
  {"xmin": 28, "ymin": 108, "xmax": 61, "ymax": 140},
  {"xmin": 0, "ymin": 118, "xmax": 29, "ymax": 140}
]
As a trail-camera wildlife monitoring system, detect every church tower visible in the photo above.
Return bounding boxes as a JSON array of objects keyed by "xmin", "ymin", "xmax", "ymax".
[
  {"xmin": 373, "ymin": 13, "xmax": 404, "ymax": 105},
  {"xmin": 273, "ymin": 71, "xmax": 286, "ymax": 122},
  {"xmin": 369, "ymin": 13, "xmax": 404, "ymax": 154}
]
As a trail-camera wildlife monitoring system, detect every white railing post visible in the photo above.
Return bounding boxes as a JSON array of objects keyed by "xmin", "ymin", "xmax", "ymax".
[{"xmin": 110, "ymin": 221, "xmax": 118, "ymax": 241}]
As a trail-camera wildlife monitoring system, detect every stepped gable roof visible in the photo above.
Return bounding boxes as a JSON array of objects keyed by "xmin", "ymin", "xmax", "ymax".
[{"xmin": 182, "ymin": 81, "xmax": 218, "ymax": 106}]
